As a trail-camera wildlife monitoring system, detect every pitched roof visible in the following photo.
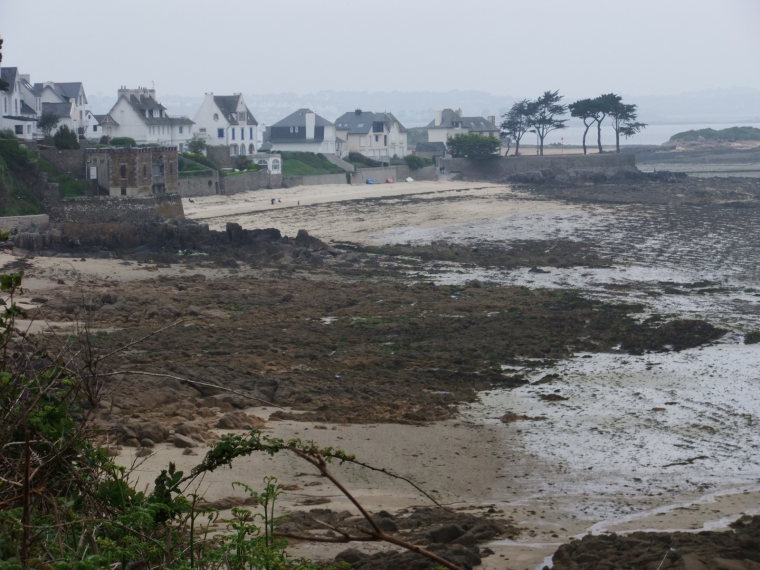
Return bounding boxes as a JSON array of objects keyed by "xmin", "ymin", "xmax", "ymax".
[
  {"xmin": 20, "ymin": 101, "xmax": 38, "ymax": 115},
  {"xmin": 213, "ymin": 95, "xmax": 258, "ymax": 126},
  {"xmin": 271, "ymin": 108, "xmax": 332, "ymax": 128},
  {"xmin": 123, "ymin": 93, "xmax": 194, "ymax": 126},
  {"xmin": 415, "ymin": 141, "xmax": 446, "ymax": 153},
  {"xmin": 427, "ymin": 108, "xmax": 498, "ymax": 132},
  {"xmin": 41, "ymin": 101, "xmax": 73, "ymax": 118},
  {"xmin": 334, "ymin": 109, "xmax": 406, "ymax": 134},
  {"xmin": 54, "ymin": 82, "xmax": 85, "ymax": 101}
]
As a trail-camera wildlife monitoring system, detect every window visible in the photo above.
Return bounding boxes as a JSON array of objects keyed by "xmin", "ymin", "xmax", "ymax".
[
  {"xmin": 375, "ymin": 135, "xmax": 379, "ymax": 143},
  {"xmin": 200, "ymin": 128, "xmax": 207, "ymax": 133},
  {"xmin": 120, "ymin": 187, "xmax": 127, "ymax": 196},
  {"xmin": 179, "ymin": 126, "xmax": 183, "ymax": 134},
  {"xmin": 120, "ymin": 163, "xmax": 127, "ymax": 178},
  {"xmin": 14, "ymin": 125, "xmax": 23, "ymax": 135},
  {"xmin": 217, "ymin": 128, "xmax": 224, "ymax": 138},
  {"xmin": 384, "ymin": 135, "xmax": 388, "ymax": 146},
  {"xmin": 270, "ymin": 158, "xmax": 281, "ymax": 173},
  {"xmin": 240, "ymin": 127, "xmax": 244, "ymax": 140},
  {"xmin": 143, "ymin": 165, "xmax": 147, "ymax": 178},
  {"xmin": 213, "ymin": 113, "xmax": 219, "ymax": 121},
  {"xmin": 231, "ymin": 129, "xmax": 235, "ymax": 140}
]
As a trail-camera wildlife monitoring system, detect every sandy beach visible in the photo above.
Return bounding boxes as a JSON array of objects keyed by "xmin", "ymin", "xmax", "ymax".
[{"xmin": 5, "ymin": 179, "xmax": 760, "ymax": 569}]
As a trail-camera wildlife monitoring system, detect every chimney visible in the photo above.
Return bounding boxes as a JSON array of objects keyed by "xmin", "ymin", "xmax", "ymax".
[
  {"xmin": 305, "ymin": 111, "xmax": 316, "ymax": 140},
  {"xmin": 488, "ymin": 115, "xmax": 496, "ymax": 125},
  {"xmin": 354, "ymin": 108, "xmax": 362, "ymax": 115},
  {"xmin": 434, "ymin": 110, "xmax": 442, "ymax": 126}
]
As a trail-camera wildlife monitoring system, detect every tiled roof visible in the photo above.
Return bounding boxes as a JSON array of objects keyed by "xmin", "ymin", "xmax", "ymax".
[
  {"xmin": 271, "ymin": 108, "xmax": 332, "ymax": 128},
  {"xmin": 213, "ymin": 95, "xmax": 258, "ymax": 126},
  {"xmin": 334, "ymin": 110, "xmax": 406, "ymax": 134}
]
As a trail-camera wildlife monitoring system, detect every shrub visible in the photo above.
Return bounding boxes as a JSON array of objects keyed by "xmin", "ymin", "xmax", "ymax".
[
  {"xmin": 110, "ymin": 136, "xmax": 136, "ymax": 147},
  {"xmin": 53, "ymin": 125, "xmax": 80, "ymax": 149},
  {"xmin": 99, "ymin": 135, "xmax": 111, "ymax": 145},
  {"xmin": 404, "ymin": 154, "xmax": 432, "ymax": 170}
]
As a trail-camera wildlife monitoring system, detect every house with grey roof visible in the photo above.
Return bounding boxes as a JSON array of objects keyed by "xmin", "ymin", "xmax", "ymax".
[
  {"xmin": 264, "ymin": 108, "xmax": 337, "ymax": 154},
  {"xmin": 427, "ymin": 108, "xmax": 499, "ymax": 147},
  {"xmin": 334, "ymin": 109, "xmax": 407, "ymax": 161},
  {"xmin": 193, "ymin": 93, "xmax": 259, "ymax": 157},
  {"xmin": 1, "ymin": 67, "xmax": 41, "ymax": 140},
  {"xmin": 33, "ymin": 81, "xmax": 89, "ymax": 136},
  {"xmin": 99, "ymin": 87, "xmax": 194, "ymax": 151}
]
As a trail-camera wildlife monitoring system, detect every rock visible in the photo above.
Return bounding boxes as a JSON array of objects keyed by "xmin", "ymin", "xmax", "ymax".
[
  {"xmin": 428, "ymin": 524, "xmax": 466, "ymax": 544},
  {"xmin": 173, "ymin": 433, "xmax": 197, "ymax": 448},
  {"xmin": 335, "ymin": 548, "xmax": 368, "ymax": 565},
  {"xmin": 216, "ymin": 410, "xmax": 255, "ymax": 429},
  {"xmin": 138, "ymin": 421, "xmax": 169, "ymax": 443},
  {"xmin": 136, "ymin": 447, "xmax": 152, "ymax": 458},
  {"xmin": 140, "ymin": 438, "xmax": 155, "ymax": 448}
]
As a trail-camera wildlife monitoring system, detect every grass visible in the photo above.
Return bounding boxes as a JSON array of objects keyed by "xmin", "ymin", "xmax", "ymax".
[
  {"xmin": 37, "ymin": 157, "xmax": 88, "ymax": 198},
  {"xmin": 280, "ymin": 152, "xmax": 345, "ymax": 176}
]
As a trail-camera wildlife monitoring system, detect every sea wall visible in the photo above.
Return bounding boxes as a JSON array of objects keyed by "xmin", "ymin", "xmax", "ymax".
[
  {"xmin": 179, "ymin": 170, "xmax": 221, "ymax": 197},
  {"xmin": 46, "ymin": 194, "xmax": 184, "ymax": 224},
  {"xmin": 221, "ymin": 170, "xmax": 281, "ymax": 194},
  {"xmin": 443, "ymin": 153, "xmax": 637, "ymax": 181},
  {"xmin": 283, "ymin": 173, "xmax": 348, "ymax": 187}
]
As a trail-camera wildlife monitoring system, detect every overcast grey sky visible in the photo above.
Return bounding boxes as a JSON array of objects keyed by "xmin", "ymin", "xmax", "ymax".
[{"xmin": 2, "ymin": 0, "xmax": 759, "ymax": 99}]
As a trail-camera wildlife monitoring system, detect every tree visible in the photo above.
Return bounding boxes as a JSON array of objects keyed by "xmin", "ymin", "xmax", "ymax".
[
  {"xmin": 186, "ymin": 135, "xmax": 206, "ymax": 155},
  {"xmin": 53, "ymin": 125, "xmax": 80, "ymax": 149},
  {"xmin": 447, "ymin": 133, "xmax": 501, "ymax": 159},
  {"xmin": 500, "ymin": 99, "xmax": 536, "ymax": 156},
  {"xmin": 608, "ymin": 98, "xmax": 646, "ymax": 152},
  {"xmin": 37, "ymin": 112, "xmax": 61, "ymax": 138},
  {"xmin": 528, "ymin": 90, "xmax": 567, "ymax": 156},
  {"xmin": 569, "ymin": 98, "xmax": 605, "ymax": 155}
]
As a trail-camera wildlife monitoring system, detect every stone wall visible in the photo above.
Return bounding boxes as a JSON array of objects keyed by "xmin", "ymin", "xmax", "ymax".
[
  {"xmin": 395, "ymin": 164, "xmax": 438, "ymax": 181},
  {"xmin": 0, "ymin": 214, "xmax": 49, "ymax": 233},
  {"xmin": 351, "ymin": 166, "xmax": 401, "ymax": 185},
  {"xmin": 283, "ymin": 173, "xmax": 349, "ymax": 187},
  {"xmin": 46, "ymin": 194, "xmax": 184, "ymax": 224},
  {"xmin": 206, "ymin": 145, "xmax": 233, "ymax": 169},
  {"xmin": 443, "ymin": 153, "xmax": 637, "ymax": 181},
  {"xmin": 221, "ymin": 170, "xmax": 280, "ymax": 194},
  {"xmin": 179, "ymin": 170, "xmax": 221, "ymax": 197},
  {"xmin": 38, "ymin": 148, "xmax": 85, "ymax": 178}
]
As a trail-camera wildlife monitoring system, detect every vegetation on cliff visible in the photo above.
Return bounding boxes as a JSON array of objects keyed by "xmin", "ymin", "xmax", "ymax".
[{"xmin": 668, "ymin": 126, "xmax": 760, "ymax": 144}]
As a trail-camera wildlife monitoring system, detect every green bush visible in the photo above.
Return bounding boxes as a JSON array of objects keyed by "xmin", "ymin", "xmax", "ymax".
[
  {"xmin": 53, "ymin": 125, "xmax": 80, "ymax": 149},
  {"xmin": 669, "ymin": 126, "xmax": 760, "ymax": 143},
  {"xmin": 403, "ymin": 154, "xmax": 433, "ymax": 170},
  {"xmin": 182, "ymin": 152, "xmax": 216, "ymax": 169},
  {"xmin": 347, "ymin": 152, "xmax": 383, "ymax": 167},
  {"xmin": 38, "ymin": 157, "xmax": 88, "ymax": 197},
  {"xmin": 110, "ymin": 136, "xmax": 136, "ymax": 147}
]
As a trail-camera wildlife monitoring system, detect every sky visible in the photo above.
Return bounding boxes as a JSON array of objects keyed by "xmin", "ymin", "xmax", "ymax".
[{"xmin": 2, "ymin": 0, "xmax": 759, "ymax": 100}]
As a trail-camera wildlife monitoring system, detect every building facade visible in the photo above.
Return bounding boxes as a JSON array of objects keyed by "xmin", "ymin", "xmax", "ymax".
[
  {"xmin": 264, "ymin": 108, "xmax": 336, "ymax": 154},
  {"xmin": 193, "ymin": 93, "xmax": 258, "ymax": 157},
  {"xmin": 85, "ymin": 146, "xmax": 180, "ymax": 197},
  {"xmin": 334, "ymin": 109, "xmax": 407, "ymax": 161}
]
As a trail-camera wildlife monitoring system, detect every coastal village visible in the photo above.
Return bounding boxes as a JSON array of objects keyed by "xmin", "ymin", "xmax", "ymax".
[
  {"xmin": 3, "ymin": 20, "xmax": 760, "ymax": 570},
  {"xmin": 0, "ymin": 64, "xmax": 509, "ymax": 203}
]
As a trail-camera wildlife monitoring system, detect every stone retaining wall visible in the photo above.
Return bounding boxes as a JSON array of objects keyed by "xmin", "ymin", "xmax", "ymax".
[
  {"xmin": 0, "ymin": 214, "xmax": 49, "ymax": 233},
  {"xmin": 283, "ymin": 173, "xmax": 349, "ymax": 187},
  {"xmin": 46, "ymin": 194, "xmax": 184, "ymax": 223}
]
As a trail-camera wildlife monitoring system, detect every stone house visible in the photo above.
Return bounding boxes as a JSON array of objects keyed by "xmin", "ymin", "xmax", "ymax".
[
  {"xmin": 193, "ymin": 93, "xmax": 258, "ymax": 157},
  {"xmin": 0, "ymin": 67, "xmax": 40, "ymax": 140},
  {"xmin": 85, "ymin": 146, "xmax": 179, "ymax": 197},
  {"xmin": 427, "ymin": 108, "xmax": 499, "ymax": 146},
  {"xmin": 334, "ymin": 109, "xmax": 407, "ymax": 160},
  {"xmin": 99, "ymin": 87, "xmax": 194, "ymax": 151},
  {"xmin": 263, "ymin": 108, "xmax": 337, "ymax": 154},
  {"xmin": 33, "ymin": 81, "xmax": 90, "ymax": 136}
]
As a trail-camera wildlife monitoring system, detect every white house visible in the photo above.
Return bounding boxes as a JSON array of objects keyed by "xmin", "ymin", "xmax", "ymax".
[
  {"xmin": 264, "ymin": 108, "xmax": 336, "ymax": 154},
  {"xmin": 0, "ymin": 67, "xmax": 40, "ymax": 140},
  {"xmin": 193, "ymin": 93, "xmax": 258, "ymax": 157},
  {"xmin": 33, "ymin": 81, "xmax": 90, "ymax": 136},
  {"xmin": 334, "ymin": 109, "xmax": 407, "ymax": 160},
  {"xmin": 427, "ymin": 108, "xmax": 499, "ymax": 146},
  {"xmin": 100, "ymin": 87, "xmax": 194, "ymax": 151}
]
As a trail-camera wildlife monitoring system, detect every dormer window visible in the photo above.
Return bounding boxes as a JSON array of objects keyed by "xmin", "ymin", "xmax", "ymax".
[{"xmin": 231, "ymin": 112, "xmax": 237, "ymax": 121}]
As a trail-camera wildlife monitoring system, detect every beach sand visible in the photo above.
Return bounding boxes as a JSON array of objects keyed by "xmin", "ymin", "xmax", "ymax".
[{"xmin": 4, "ymin": 179, "xmax": 758, "ymax": 569}]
